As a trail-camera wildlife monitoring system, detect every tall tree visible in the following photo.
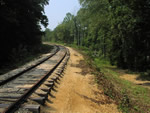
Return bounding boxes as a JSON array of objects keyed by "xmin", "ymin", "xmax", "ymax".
[
  {"xmin": 0, "ymin": 0, "xmax": 49, "ymax": 65},
  {"xmin": 49, "ymin": 0, "xmax": 150, "ymax": 71}
]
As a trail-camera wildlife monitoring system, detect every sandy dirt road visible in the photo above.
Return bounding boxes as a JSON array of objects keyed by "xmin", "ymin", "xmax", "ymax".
[{"xmin": 42, "ymin": 47, "xmax": 120, "ymax": 113}]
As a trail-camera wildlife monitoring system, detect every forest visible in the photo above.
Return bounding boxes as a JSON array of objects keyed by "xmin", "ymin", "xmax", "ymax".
[
  {"xmin": 1, "ymin": 0, "xmax": 150, "ymax": 112},
  {"xmin": 0, "ymin": 0, "xmax": 49, "ymax": 68},
  {"xmin": 43, "ymin": 0, "xmax": 150, "ymax": 72},
  {"xmin": 1, "ymin": 0, "xmax": 150, "ymax": 72}
]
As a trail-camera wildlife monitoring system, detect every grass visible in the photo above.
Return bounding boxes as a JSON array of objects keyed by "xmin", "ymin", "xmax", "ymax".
[
  {"xmin": 65, "ymin": 43, "xmax": 150, "ymax": 112},
  {"xmin": 0, "ymin": 44, "xmax": 53, "ymax": 75},
  {"xmin": 44, "ymin": 42, "xmax": 150, "ymax": 112},
  {"xmin": 92, "ymin": 57, "xmax": 150, "ymax": 113}
]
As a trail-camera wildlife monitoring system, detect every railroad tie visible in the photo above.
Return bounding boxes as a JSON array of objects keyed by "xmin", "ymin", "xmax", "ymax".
[
  {"xmin": 44, "ymin": 82, "xmax": 54, "ymax": 87},
  {"xmin": 55, "ymin": 72, "xmax": 61, "ymax": 76},
  {"xmin": 30, "ymin": 97, "xmax": 45, "ymax": 105},
  {"xmin": 22, "ymin": 104, "xmax": 40, "ymax": 113},
  {"xmin": 40, "ymin": 88, "xmax": 50, "ymax": 92},
  {"xmin": 0, "ymin": 104, "xmax": 10, "ymax": 108},
  {"xmin": 47, "ymin": 80, "xmax": 54, "ymax": 84},
  {"xmin": 35, "ymin": 91, "xmax": 48, "ymax": 98},
  {"xmin": 51, "ymin": 77, "xmax": 58, "ymax": 82},
  {"xmin": 0, "ymin": 96, "xmax": 21, "ymax": 99}
]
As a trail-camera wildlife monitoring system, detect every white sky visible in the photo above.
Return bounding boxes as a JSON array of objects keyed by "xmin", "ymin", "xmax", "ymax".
[{"xmin": 44, "ymin": 0, "xmax": 81, "ymax": 30}]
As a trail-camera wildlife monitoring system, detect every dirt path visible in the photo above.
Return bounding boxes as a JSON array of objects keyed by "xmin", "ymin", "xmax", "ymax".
[
  {"xmin": 120, "ymin": 74, "xmax": 150, "ymax": 89},
  {"xmin": 42, "ymin": 47, "xmax": 120, "ymax": 113}
]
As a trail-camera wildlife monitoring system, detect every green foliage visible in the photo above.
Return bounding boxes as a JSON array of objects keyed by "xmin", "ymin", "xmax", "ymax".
[
  {"xmin": 42, "ymin": 28, "xmax": 53, "ymax": 41},
  {"xmin": 138, "ymin": 70, "xmax": 150, "ymax": 81},
  {"xmin": 91, "ymin": 56, "xmax": 150, "ymax": 112},
  {"xmin": 47, "ymin": 0, "xmax": 150, "ymax": 72},
  {"xmin": 0, "ymin": 0, "xmax": 49, "ymax": 66}
]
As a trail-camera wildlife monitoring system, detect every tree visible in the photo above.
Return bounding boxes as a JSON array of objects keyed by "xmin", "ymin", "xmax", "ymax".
[
  {"xmin": 0, "ymin": 0, "xmax": 49, "ymax": 65},
  {"xmin": 49, "ymin": 0, "xmax": 150, "ymax": 71}
]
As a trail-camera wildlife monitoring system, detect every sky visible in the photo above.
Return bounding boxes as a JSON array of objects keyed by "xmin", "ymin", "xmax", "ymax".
[{"xmin": 44, "ymin": 0, "xmax": 81, "ymax": 30}]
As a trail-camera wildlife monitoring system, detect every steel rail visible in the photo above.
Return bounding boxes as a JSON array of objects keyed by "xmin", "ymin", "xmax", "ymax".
[
  {"xmin": 2, "ymin": 46, "xmax": 67, "ymax": 113},
  {"xmin": 0, "ymin": 45, "xmax": 60, "ymax": 86}
]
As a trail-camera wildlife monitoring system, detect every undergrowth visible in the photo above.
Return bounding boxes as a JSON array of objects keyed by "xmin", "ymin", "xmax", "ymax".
[
  {"xmin": 42, "ymin": 42, "xmax": 150, "ymax": 113},
  {"xmin": 92, "ymin": 57, "xmax": 150, "ymax": 113},
  {"xmin": 0, "ymin": 44, "xmax": 53, "ymax": 75},
  {"xmin": 66, "ymin": 44, "xmax": 150, "ymax": 113}
]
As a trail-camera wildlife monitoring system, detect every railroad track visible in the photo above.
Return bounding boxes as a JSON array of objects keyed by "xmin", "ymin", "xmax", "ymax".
[{"xmin": 0, "ymin": 45, "xmax": 70, "ymax": 113}]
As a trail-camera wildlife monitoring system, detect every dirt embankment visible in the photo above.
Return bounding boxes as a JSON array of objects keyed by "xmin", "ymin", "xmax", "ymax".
[{"xmin": 42, "ymin": 47, "xmax": 120, "ymax": 113}]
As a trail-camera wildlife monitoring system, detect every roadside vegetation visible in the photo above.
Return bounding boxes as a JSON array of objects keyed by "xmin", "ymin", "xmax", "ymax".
[
  {"xmin": 43, "ymin": 0, "xmax": 150, "ymax": 72},
  {"xmin": 43, "ymin": 1, "xmax": 150, "ymax": 111},
  {"xmin": 42, "ymin": 0, "xmax": 150, "ymax": 112},
  {"xmin": 92, "ymin": 57, "xmax": 150, "ymax": 113},
  {"xmin": 0, "ymin": 0, "xmax": 49, "ymax": 69},
  {"xmin": 0, "ymin": 0, "xmax": 50, "ymax": 74},
  {"xmin": 1, "ymin": 0, "xmax": 150, "ymax": 112},
  {"xmin": 0, "ymin": 44, "xmax": 53, "ymax": 75},
  {"xmin": 68, "ymin": 45, "xmax": 150, "ymax": 113}
]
